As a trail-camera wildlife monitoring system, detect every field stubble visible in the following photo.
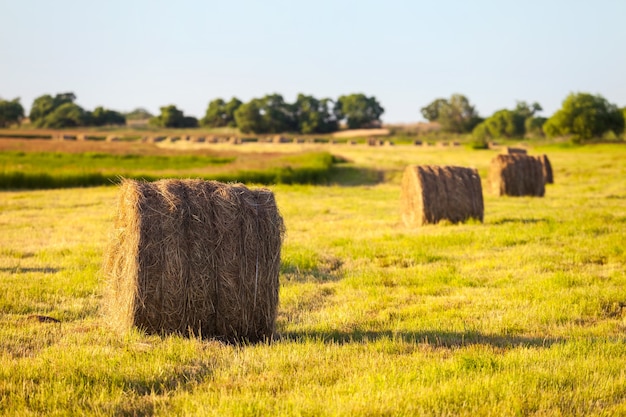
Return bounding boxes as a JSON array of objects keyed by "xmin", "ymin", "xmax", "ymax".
[{"xmin": 0, "ymin": 142, "xmax": 625, "ymax": 415}]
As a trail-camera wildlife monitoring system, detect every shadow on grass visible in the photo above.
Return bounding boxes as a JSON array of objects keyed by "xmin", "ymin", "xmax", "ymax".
[
  {"xmin": 280, "ymin": 258, "xmax": 344, "ymax": 283},
  {"xmin": 328, "ymin": 166, "xmax": 384, "ymax": 186},
  {"xmin": 491, "ymin": 217, "xmax": 551, "ymax": 226},
  {"xmin": 0, "ymin": 266, "xmax": 62, "ymax": 274},
  {"xmin": 282, "ymin": 329, "xmax": 559, "ymax": 349}
]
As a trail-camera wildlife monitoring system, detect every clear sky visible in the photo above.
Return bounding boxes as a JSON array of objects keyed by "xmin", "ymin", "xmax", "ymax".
[{"xmin": 1, "ymin": 0, "xmax": 625, "ymax": 124}]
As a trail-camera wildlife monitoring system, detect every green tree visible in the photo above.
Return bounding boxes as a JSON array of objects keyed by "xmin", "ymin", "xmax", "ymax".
[
  {"xmin": 29, "ymin": 92, "xmax": 78, "ymax": 127},
  {"xmin": 201, "ymin": 97, "xmax": 242, "ymax": 128},
  {"xmin": 89, "ymin": 106, "xmax": 126, "ymax": 126},
  {"xmin": 543, "ymin": 92, "xmax": 624, "ymax": 142},
  {"xmin": 421, "ymin": 94, "xmax": 481, "ymax": 133},
  {"xmin": 334, "ymin": 94, "xmax": 384, "ymax": 129},
  {"xmin": 472, "ymin": 100, "xmax": 544, "ymax": 140},
  {"xmin": 149, "ymin": 105, "xmax": 198, "ymax": 128},
  {"xmin": 0, "ymin": 98, "xmax": 25, "ymax": 127},
  {"xmin": 525, "ymin": 116, "xmax": 547, "ymax": 137},
  {"xmin": 233, "ymin": 94, "xmax": 296, "ymax": 134},
  {"xmin": 261, "ymin": 94, "xmax": 297, "ymax": 133},
  {"xmin": 420, "ymin": 98, "xmax": 448, "ymax": 122},
  {"xmin": 41, "ymin": 102, "xmax": 88, "ymax": 128},
  {"xmin": 234, "ymin": 99, "xmax": 265, "ymax": 133},
  {"xmin": 470, "ymin": 122, "xmax": 490, "ymax": 149},
  {"xmin": 293, "ymin": 94, "xmax": 338, "ymax": 134},
  {"xmin": 484, "ymin": 109, "xmax": 518, "ymax": 138},
  {"xmin": 125, "ymin": 108, "xmax": 153, "ymax": 120}
]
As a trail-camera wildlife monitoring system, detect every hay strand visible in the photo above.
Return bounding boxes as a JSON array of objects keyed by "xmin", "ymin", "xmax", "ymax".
[
  {"xmin": 401, "ymin": 165, "xmax": 484, "ymax": 227},
  {"xmin": 103, "ymin": 179, "xmax": 285, "ymax": 342}
]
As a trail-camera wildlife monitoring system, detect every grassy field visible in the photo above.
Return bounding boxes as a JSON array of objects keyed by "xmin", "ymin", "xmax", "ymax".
[
  {"xmin": 1, "ymin": 141, "xmax": 625, "ymax": 415},
  {"xmin": 0, "ymin": 139, "xmax": 339, "ymax": 188}
]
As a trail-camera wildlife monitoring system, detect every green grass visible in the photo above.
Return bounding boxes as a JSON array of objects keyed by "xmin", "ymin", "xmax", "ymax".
[
  {"xmin": 0, "ymin": 150, "xmax": 338, "ymax": 189},
  {"xmin": 0, "ymin": 144, "xmax": 625, "ymax": 415}
]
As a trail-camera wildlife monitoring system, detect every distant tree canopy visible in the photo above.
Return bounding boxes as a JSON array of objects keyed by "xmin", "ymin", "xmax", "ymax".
[
  {"xmin": 200, "ymin": 97, "xmax": 242, "ymax": 128},
  {"xmin": 334, "ymin": 94, "xmax": 384, "ymax": 129},
  {"xmin": 232, "ymin": 92, "xmax": 382, "ymax": 134},
  {"xmin": 234, "ymin": 94, "xmax": 297, "ymax": 134},
  {"xmin": 0, "ymin": 98, "xmax": 25, "ymax": 127},
  {"xmin": 89, "ymin": 106, "xmax": 126, "ymax": 126},
  {"xmin": 421, "ymin": 94, "xmax": 482, "ymax": 133},
  {"xmin": 29, "ymin": 93, "xmax": 78, "ymax": 127},
  {"xmin": 125, "ymin": 108, "xmax": 153, "ymax": 120},
  {"xmin": 472, "ymin": 101, "xmax": 544, "ymax": 142},
  {"xmin": 294, "ymin": 94, "xmax": 338, "ymax": 134},
  {"xmin": 543, "ymin": 92, "xmax": 624, "ymax": 142},
  {"xmin": 149, "ymin": 105, "xmax": 198, "ymax": 128},
  {"xmin": 28, "ymin": 92, "xmax": 126, "ymax": 128}
]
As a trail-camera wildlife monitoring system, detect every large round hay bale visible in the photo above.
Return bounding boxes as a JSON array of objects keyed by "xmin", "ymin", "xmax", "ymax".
[
  {"xmin": 539, "ymin": 154, "xmax": 553, "ymax": 184},
  {"xmin": 489, "ymin": 154, "xmax": 545, "ymax": 196},
  {"xmin": 103, "ymin": 179, "xmax": 285, "ymax": 342},
  {"xmin": 401, "ymin": 165, "xmax": 484, "ymax": 227}
]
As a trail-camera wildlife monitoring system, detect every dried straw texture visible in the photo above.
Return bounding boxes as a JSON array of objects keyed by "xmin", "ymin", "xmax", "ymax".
[
  {"xmin": 401, "ymin": 165, "xmax": 484, "ymax": 227},
  {"xmin": 489, "ymin": 154, "xmax": 545, "ymax": 196},
  {"xmin": 103, "ymin": 179, "xmax": 285, "ymax": 343},
  {"xmin": 506, "ymin": 147, "xmax": 527, "ymax": 154},
  {"xmin": 539, "ymin": 154, "xmax": 554, "ymax": 184}
]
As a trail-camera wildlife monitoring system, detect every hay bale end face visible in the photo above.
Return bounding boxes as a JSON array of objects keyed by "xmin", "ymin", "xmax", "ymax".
[
  {"xmin": 401, "ymin": 165, "xmax": 484, "ymax": 227},
  {"xmin": 103, "ymin": 179, "xmax": 285, "ymax": 343},
  {"xmin": 489, "ymin": 154, "xmax": 545, "ymax": 196}
]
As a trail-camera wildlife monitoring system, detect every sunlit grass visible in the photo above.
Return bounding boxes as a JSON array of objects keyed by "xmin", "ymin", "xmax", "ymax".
[{"xmin": 0, "ymin": 144, "xmax": 625, "ymax": 415}]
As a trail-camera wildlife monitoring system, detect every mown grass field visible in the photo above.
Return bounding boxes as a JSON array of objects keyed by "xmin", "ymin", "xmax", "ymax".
[
  {"xmin": 1, "ymin": 140, "xmax": 625, "ymax": 416},
  {"xmin": 0, "ymin": 139, "xmax": 338, "ymax": 188}
]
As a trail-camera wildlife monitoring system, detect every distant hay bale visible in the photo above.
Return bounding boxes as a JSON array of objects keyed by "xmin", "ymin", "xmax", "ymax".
[
  {"xmin": 505, "ymin": 147, "xmax": 527, "ymax": 154},
  {"xmin": 539, "ymin": 154, "xmax": 553, "ymax": 184},
  {"xmin": 401, "ymin": 165, "xmax": 484, "ymax": 227},
  {"xmin": 103, "ymin": 179, "xmax": 285, "ymax": 343},
  {"xmin": 106, "ymin": 135, "xmax": 120, "ymax": 142},
  {"xmin": 273, "ymin": 135, "xmax": 288, "ymax": 144},
  {"xmin": 77, "ymin": 133, "xmax": 87, "ymax": 141},
  {"xmin": 489, "ymin": 154, "xmax": 545, "ymax": 196}
]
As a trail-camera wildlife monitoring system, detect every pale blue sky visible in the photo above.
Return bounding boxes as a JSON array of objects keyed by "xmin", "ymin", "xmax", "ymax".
[{"xmin": 1, "ymin": 0, "xmax": 625, "ymax": 123}]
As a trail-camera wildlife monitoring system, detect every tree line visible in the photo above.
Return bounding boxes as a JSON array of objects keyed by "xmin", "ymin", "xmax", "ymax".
[
  {"xmin": 0, "ymin": 92, "xmax": 385, "ymax": 135},
  {"xmin": 419, "ymin": 93, "xmax": 625, "ymax": 144},
  {"xmin": 0, "ymin": 91, "xmax": 624, "ymax": 142}
]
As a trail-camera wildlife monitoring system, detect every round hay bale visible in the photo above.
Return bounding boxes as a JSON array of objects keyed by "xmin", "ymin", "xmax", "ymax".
[
  {"xmin": 400, "ymin": 165, "xmax": 484, "ymax": 227},
  {"xmin": 505, "ymin": 147, "xmax": 527, "ymax": 154},
  {"xmin": 539, "ymin": 154, "xmax": 553, "ymax": 184},
  {"xmin": 103, "ymin": 179, "xmax": 285, "ymax": 343},
  {"xmin": 488, "ymin": 154, "xmax": 545, "ymax": 196}
]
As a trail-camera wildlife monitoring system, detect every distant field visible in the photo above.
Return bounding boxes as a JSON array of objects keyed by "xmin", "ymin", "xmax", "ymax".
[
  {"xmin": 0, "ymin": 142, "xmax": 625, "ymax": 415},
  {"xmin": 0, "ymin": 139, "xmax": 339, "ymax": 189}
]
